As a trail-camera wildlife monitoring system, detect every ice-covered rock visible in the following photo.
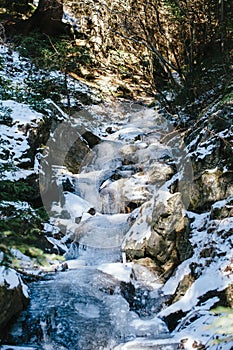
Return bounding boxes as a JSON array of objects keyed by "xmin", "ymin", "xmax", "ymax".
[{"xmin": 70, "ymin": 213, "xmax": 130, "ymax": 249}]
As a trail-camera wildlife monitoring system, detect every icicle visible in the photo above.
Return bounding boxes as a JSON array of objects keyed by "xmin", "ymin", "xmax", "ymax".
[{"xmin": 122, "ymin": 251, "xmax": 127, "ymax": 265}]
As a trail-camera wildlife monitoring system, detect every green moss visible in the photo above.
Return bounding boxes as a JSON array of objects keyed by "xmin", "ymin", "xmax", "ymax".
[
  {"xmin": 205, "ymin": 307, "xmax": 233, "ymax": 345},
  {"xmin": 0, "ymin": 201, "xmax": 53, "ymax": 267},
  {"xmin": 0, "ymin": 180, "xmax": 36, "ymax": 201},
  {"xmin": 219, "ymin": 91, "xmax": 233, "ymax": 105},
  {"xmin": 0, "ymin": 76, "xmax": 13, "ymax": 100},
  {"xmin": 13, "ymin": 33, "xmax": 92, "ymax": 72}
]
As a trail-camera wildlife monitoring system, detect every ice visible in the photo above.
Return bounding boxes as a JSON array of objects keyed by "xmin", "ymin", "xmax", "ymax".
[
  {"xmin": 63, "ymin": 192, "xmax": 92, "ymax": 218},
  {"xmin": 114, "ymin": 338, "xmax": 179, "ymax": 350},
  {"xmin": 1, "ymin": 41, "xmax": 232, "ymax": 350},
  {"xmin": 0, "ymin": 347, "xmax": 40, "ymax": 350},
  {"xmin": 129, "ymin": 316, "xmax": 169, "ymax": 337},
  {"xmin": 74, "ymin": 302, "xmax": 100, "ymax": 318},
  {"xmin": 76, "ymin": 213, "xmax": 130, "ymax": 248}
]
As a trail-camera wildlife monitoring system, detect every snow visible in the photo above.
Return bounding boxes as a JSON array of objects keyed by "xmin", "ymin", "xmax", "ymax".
[
  {"xmin": 21, "ymin": 282, "xmax": 29, "ymax": 299},
  {"xmin": 197, "ymin": 143, "xmax": 216, "ymax": 159},
  {"xmin": 0, "ymin": 267, "xmax": 29, "ymax": 298},
  {"xmin": 0, "ymin": 266, "xmax": 19, "ymax": 289},
  {"xmin": 1, "ymin": 100, "xmax": 43, "ymax": 124},
  {"xmin": 11, "ymin": 249, "xmax": 31, "ymax": 262},
  {"xmin": 152, "ymin": 205, "xmax": 233, "ymax": 349},
  {"xmin": 44, "ymin": 98, "xmax": 68, "ymax": 120},
  {"xmin": 98, "ymin": 262, "xmax": 133, "ymax": 282},
  {"xmin": 66, "ymin": 259, "xmax": 86, "ymax": 269},
  {"xmin": 162, "ymin": 259, "xmax": 192, "ymax": 295},
  {"xmin": 63, "ymin": 192, "xmax": 92, "ymax": 218},
  {"xmin": 0, "ymin": 200, "xmax": 32, "ymax": 210},
  {"xmin": 159, "ymin": 262, "xmax": 231, "ymax": 317},
  {"xmin": 163, "ymin": 210, "xmax": 232, "ymax": 310},
  {"xmin": 107, "ymin": 126, "xmax": 144, "ymax": 142},
  {"xmin": 0, "ymin": 45, "xmax": 29, "ymax": 85},
  {"xmin": 0, "ymin": 100, "xmax": 44, "ymax": 180},
  {"xmin": 122, "ymin": 199, "xmax": 153, "ymax": 245},
  {"xmin": 155, "ymin": 187, "xmax": 174, "ymax": 205},
  {"xmin": 172, "ymin": 308, "xmax": 233, "ymax": 350},
  {"xmin": 218, "ymin": 127, "xmax": 233, "ymax": 138},
  {"xmin": 211, "ymin": 195, "xmax": 233, "ymax": 209},
  {"xmin": 46, "ymin": 237, "xmax": 68, "ymax": 253}
]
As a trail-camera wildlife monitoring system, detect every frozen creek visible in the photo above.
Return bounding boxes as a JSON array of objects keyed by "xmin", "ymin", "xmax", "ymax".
[
  {"xmin": 2, "ymin": 96, "xmax": 232, "ymax": 350},
  {"xmin": 0, "ymin": 42, "xmax": 232, "ymax": 350},
  {"xmin": 2, "ymin": 102, "xmax": 181, "ymax": 349}
]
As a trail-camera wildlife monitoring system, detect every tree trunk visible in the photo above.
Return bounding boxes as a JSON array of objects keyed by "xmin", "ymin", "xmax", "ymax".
[{"xmin": 23, "ymin": 0, "xmax": 65, "ymax": 36}]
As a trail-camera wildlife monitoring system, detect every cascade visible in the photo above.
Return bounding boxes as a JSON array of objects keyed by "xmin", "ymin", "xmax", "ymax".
[{"xmin": 1, "ymin": 101, "xmax": 179, "ymax": 349}]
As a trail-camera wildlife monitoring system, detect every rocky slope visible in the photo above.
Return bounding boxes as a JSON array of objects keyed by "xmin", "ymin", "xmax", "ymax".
[{"xmin": 114, "ymin": 79, "xmax": 233, "ymax": 349}]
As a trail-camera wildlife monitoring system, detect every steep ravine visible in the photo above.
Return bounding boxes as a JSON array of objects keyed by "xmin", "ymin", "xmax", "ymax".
[{"xmin": 0, "ymin": 44, "xmax": 232, "ymax": 350}]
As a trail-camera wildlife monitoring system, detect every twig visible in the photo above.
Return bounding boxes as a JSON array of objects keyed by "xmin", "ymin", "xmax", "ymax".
[{"xmin": 43, "ymin": 33, "xmax": 59, "ymax": 54}]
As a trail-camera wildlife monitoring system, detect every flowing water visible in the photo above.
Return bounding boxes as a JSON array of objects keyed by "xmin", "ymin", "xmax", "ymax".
[{"xmin": 1, "ymin": 101, "xmax": 180, "ymax": 349}]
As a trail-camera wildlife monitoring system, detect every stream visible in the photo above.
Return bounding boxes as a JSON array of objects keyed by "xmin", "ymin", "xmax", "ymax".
[{"xmin": 2, "ymin": 101, "xmax": 183, "ymax": 349}]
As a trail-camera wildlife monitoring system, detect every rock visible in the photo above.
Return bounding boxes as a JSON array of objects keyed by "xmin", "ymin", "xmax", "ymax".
[
  {"xmin": 44, "ymin": 121, "xmax": 90, "ymax": 174},
  {"xmin": 224, "ymin": 283, "xmax": 233, "ymax": 306},
  {"xmin": 0, "ymin": 267, "xmax": 29, "ymax": 332},
  {"xmin": 122, "ymin": 192, "xmax": 192, "ymax": 279},
  {"xmin": 210, "ymin": 194, "xmax": 233, "ymax": 220},
  {"xmin": 99, "ymin": 158, "xmax": 174, "ymax": 214},
  {"xmin": 131, "ymin": 258, "xmax": 164, "ymax": 285},
  {"xmin": 39, "ymin": 124, "xmax": 97, "ymax": 207},
  {"xmin": 55, "ymin": 262, "xmax": 68, "ymax": 272},
  {"xmin": 19, "ymin": 0, "xmax": 66, "ymax": 36},
  {"xmin": 190, "ymin": 169, "xmax": 233, "ymax": 211},
  {"xmin": 81, "ymin": 130, "xmax": 101, "ymax": 148},
  {"xmin": 184, "ymin": 98, "xmax": 233, "ymax": 211},
  {"xmin": 168, "ymin": 273, "xmax": 195, "ymax": 304}
]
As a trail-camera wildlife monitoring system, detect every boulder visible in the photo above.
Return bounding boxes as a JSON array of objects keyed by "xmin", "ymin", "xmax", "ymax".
[
  {"xmin": 210, "ymin": 194, "xmax": 233, "ymax": 220},
  {"xmin": 122, "ymin": 192, "xmax": 192, "ymax": 279},
  {"xmin": 184, "ymin": 99, "xmax": 233, "ymax": 211},
  {"xmin": 0, "ymin": 267, "xmax": 29, "ymax": 332},
  {"xmin": 190, "ymin": 169, "xmax": 233, "ymax": 211},
  {"xmin": 43, "ymin": 121, "xmax": 90, "ymax": 174}
]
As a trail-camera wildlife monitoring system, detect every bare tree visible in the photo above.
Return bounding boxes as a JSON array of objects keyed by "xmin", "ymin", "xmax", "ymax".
[{"xmin": 68, "ymin": 0, "xmax": 232, "ymax": 96}]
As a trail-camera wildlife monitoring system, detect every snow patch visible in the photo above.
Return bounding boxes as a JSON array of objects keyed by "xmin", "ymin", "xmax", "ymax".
[
  {"xmin": 98, "ymin": 262, "xmax": 133, "ymax": 282},
  {"xmin": 0, "ymin": 267, "xmax": 19, "ymax": 289}
]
